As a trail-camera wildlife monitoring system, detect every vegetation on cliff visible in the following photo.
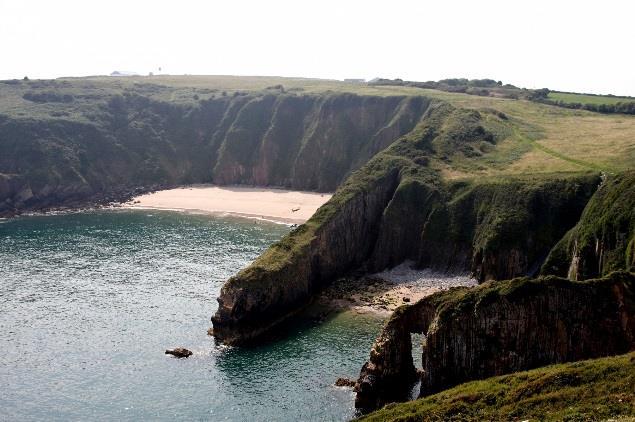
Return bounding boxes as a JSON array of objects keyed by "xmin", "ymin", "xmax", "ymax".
[
  {"xmin": 2, "ymin": 75, "xmax": 635, "ymax": 354},
  {"xmin": 542, "ymin": 171, "xmax": 635, "ymax": 279},
  {"xmin": 358, "ymin": 351, "xmax": 635, "ymax": 422},
  {"xmin": 3, "ymin": 75, "xmax": 635, "ymax": 418}
]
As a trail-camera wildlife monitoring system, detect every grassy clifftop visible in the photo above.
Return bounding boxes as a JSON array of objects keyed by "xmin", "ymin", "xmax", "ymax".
[{"xmin": 358, "ymin": 351, "xmax": 635, "ymax": 422}]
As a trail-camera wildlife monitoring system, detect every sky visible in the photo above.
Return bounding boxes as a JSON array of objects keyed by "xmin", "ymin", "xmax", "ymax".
[{"xmin": 1, "ymin": 0, "xmax": 634, "ymax": 96}]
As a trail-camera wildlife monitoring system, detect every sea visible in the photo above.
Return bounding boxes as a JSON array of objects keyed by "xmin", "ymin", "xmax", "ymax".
[{"xmin": 0, "ymin": 210, "xmax": 383, "ymax": 421}]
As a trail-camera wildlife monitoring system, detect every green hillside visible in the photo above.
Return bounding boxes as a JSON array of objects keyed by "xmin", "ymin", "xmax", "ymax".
[{"xmin": 358, "ymin": 351, "xmax": 635, "ymax": 422}]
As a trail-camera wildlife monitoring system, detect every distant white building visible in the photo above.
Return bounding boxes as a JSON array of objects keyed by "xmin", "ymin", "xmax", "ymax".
[{"xmin": 110, "ymin": 70, "xmax": 140, "ymax": 77}]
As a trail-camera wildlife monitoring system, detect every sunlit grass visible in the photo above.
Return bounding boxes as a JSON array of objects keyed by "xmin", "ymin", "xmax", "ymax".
[
  {"xmin": 548, "ymin": 91, "xmax": 635, "ymax": 105},
  {"xmin": 359, "ymin": 351, "xmax": 635, "ymax": 422}
]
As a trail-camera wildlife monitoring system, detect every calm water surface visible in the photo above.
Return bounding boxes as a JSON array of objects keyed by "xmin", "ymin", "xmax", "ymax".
[{"xmin": 0, "ymin": 211, "xmax": 381, "ymax": 421}]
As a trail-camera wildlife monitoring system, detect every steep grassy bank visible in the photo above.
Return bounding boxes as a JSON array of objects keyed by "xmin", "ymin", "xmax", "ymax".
[
  {"xmin": 355, "ymin": 271, "xmax": 635, "ymax": 411},
  {"xmin": 358, "ymin": 351, "xmax": 635, "ymax": 422}
]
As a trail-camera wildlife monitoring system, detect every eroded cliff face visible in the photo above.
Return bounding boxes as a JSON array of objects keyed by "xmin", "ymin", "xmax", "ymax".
[
  {"xmin": 542, "ymin": 171, "xmax": 635, "ymax": 280},
  {"xmin": 0, "ymin": 93, "xmax": 428, "ymax": 215},
  {"xmin": 211, "ymin": 103, "xmax": 599, "ymax": 344},
  {"xmin": 355, "ymin": 272, "xmax": 635, "ymax": 411},
  {"xmin": 213, "ymin": 94, "xmax": 430, "ymax": 191},
  {"xmin": 427, "ymin": 177, "xmax": 600, "ymax": 282}
]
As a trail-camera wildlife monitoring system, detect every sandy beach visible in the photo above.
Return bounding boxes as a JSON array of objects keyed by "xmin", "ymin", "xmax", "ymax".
[{"xmin": 123, "ymin": 185, "xmax": 332, "ymax": 224}]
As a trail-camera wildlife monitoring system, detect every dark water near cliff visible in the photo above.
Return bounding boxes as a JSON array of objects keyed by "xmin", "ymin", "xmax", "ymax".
[{"xmin": 0, "ymin": 211, "xmax": 381, "ymax": 421}]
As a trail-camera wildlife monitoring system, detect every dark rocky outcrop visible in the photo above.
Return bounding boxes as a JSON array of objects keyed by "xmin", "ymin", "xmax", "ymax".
[
  {"xmin": 354, "ymin": 271, "xmax": 635, "ymax": 411},
  {"xmin": 335, "ymin": 377, "xmax": 357, "ymax": 387},
  {"xmin": 542, "ymin": 171, "xmax": 635, "ymax": 280},
  {"xmin": 211, "ymin": 165, "xmax": 402, "ymax": 344}
]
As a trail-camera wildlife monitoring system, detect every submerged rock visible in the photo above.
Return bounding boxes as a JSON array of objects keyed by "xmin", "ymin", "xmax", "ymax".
[{"xmin": 165, "ymin": 347, "xmax": 193, "ymax": 358}]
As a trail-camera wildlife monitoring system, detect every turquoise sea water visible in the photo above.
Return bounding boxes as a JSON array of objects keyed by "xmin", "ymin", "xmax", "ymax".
[{"xmin": 0, "ymin": 211, "xmax": 382, "ymax": 421}]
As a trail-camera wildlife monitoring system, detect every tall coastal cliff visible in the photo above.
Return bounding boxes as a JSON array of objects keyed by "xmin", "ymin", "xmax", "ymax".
[
  {"xmin": 212, "ymin": 102, "xmax": 600, "ymax": 344},
  {"xmin": 355, "ymin": 271, "xmax": 635, "ymax": 411},
  {"xmin": 0, "ymin": 89, "xmax": 428, "ymax": 216}
]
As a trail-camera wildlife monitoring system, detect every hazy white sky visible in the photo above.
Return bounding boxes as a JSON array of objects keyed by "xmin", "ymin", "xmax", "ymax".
[{"xmin": 2, "ymin": 0, "xmax": 634, "ymax": 95}]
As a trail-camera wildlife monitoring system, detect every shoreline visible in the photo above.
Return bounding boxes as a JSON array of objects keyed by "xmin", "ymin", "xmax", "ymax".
[
  {"xmin": 122, "ymin": 205, "xmax": 306, "ymax": 225},
  {"xmin": 122, "ymin": 184, "xmax": 333, "ymax": 224}
]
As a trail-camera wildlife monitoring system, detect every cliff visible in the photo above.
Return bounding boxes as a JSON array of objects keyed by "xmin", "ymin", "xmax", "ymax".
[
  {"xmin": 542, "ymin": 171, "xmax": 635, "ymax": 279},
  {"xmin": 212, "ymin": 102, "xmax": 599, "ymax": 344},
  {"xmin": 357, "ymin": 351, "xmax": 635, "ymax": 422},
  {"xmin": 0, "ymin": 89, "xmax": 428, "ymax": 215},
  {"xmin": 354, "ymin": 271, "xmax": 635, "ymax": 411}
]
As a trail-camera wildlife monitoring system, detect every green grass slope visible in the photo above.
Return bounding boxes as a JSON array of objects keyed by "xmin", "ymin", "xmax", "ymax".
[{"xmin": 359, "ymin": 352, "xmax": 635, "ymax": 422}]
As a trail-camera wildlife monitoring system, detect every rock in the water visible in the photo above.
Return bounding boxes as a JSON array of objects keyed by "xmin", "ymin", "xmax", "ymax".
[
  {"xmin": 165, "ymin": 347, "xmax": 193, "ymax": 358},
  {"xmin": 335, "ymin": 377, "xmax": 356, "ymax": 387}
]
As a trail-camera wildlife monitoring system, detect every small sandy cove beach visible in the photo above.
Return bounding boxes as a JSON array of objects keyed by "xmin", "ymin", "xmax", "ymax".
[
  {"xmin": 316, "ymin": 261, "xmax": 477, "ymax": 316},
  {"xmin": 123, "ymin": 185, "xmax": 332, "ymax": 224}
]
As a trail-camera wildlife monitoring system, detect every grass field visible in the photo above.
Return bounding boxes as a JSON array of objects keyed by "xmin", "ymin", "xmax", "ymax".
[{"xmin": 548, "ymin": 91, "xmax": 635, "ymax": 105}]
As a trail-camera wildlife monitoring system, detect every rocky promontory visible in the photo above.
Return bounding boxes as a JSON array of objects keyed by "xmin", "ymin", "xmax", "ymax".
[
  {"xmin": 355, "ymin": 271, "xmax": 635, "ymax": 411},
  {"xmin": 212, "ymin": 103, "xmax": 600, "ymax": 344}
]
